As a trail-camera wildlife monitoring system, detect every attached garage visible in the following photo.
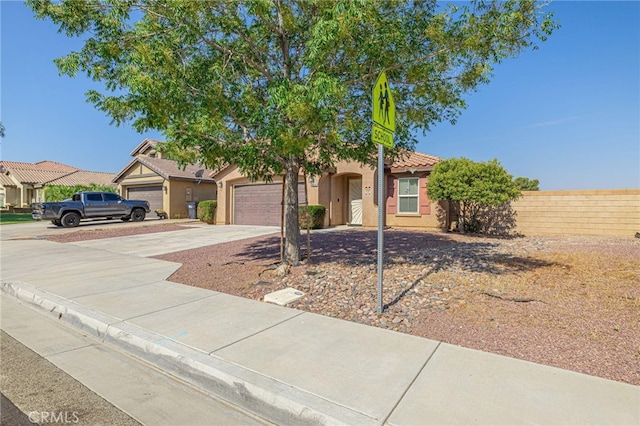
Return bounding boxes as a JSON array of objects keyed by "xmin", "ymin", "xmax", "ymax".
[
  {"xmin": 234, "ymin": 182, "xmax": 306, "ymax": 226},
  {"xmin": 127, "ymin": 186, "xmax": 163, "ymax": 212}
]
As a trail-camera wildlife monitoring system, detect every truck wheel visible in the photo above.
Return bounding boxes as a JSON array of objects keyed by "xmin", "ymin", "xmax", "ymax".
[
  {"xmin": 61, "ymin": 212, "xmax": 80, "ymax": 228},
  {"xmin": 131, "ymin": 208, "xmax": 146, "ymax": 222}
]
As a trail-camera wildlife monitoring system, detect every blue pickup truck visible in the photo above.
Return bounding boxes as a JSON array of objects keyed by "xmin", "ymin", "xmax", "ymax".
[{"xmin": 32, "ymin": 191, "xmax": 151, "ymax": 228}]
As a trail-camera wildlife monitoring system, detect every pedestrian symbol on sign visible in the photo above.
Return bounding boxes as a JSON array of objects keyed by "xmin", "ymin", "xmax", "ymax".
[{"xmin": 372, "ymin": 71, "xmax": 395, "ymax": 133}]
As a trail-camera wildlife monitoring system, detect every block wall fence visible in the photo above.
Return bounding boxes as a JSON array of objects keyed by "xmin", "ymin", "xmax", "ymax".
[{"xmin": 511, "ymin": 189, "xmax": 640, "ymax": 238}]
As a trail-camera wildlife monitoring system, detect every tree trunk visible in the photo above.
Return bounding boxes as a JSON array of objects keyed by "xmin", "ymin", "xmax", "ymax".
[
  {"xmin": 303, "ymin": 170, "xmax": 311, "ymax": 263},
  {"xmin": 280, "ymin": 174, "xmax": 285, "ymax": 263},
  {"xmin": 283, "ymin": 157, "xmax": 301, "ymax": 265}
]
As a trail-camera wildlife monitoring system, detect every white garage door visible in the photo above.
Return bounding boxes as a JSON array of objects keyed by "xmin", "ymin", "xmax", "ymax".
[
  {"xmin": 234, "ymin": 182, "xmax": 306, "ymax": 226},
  {"xmin": 127, "ymin": 186, "xmax": 163, "ymax": 212}
]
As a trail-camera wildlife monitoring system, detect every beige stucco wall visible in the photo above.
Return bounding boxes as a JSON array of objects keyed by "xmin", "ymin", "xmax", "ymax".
[
  {"xmin": 214, "ymin": 161, "xmax": 447, "ymax": 230},
  {"xmin": 118, "ymin": 164, "xmax": 165, "ymax": 186},
  {"xmin": 385, "ymin": 202, "xmax": 446, "ymax": 230},
  {"xmin": 215, "ymin": 167, "xmax": 319, "ymax": 225},
  {"xmin": 512, "ymin": 189, "xmax": 640, "ymax": 237},
  {"xmin": 3, "ymin": 186, "xmax": 21, "ymax": 207},
  {"xmin": 166, "ymin": 180, "xmax": 217, "ymax": 219},
  {"xmin": 117, "ymin": 162, "xmax": 216, "ymax": 218}
]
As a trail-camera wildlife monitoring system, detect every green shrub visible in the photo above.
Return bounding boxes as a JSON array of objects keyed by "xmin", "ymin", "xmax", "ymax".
[
  {"xmin": 299, "ymin": 205, "xmax": 326, "ymax": 229},
  {"xmin": 197, "ymin": 200, "xmax": 217, "ymax": 224}
]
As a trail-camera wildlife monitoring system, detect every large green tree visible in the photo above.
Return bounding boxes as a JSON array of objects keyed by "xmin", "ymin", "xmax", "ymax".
[
  {"xmin": 513, "ymin": 176, "xmax": 540, "ymax": 191},
  {"xmin": 29, "ymin": 0, "xmax": 556, "ymax": 264},
  {"xmin": 427, "ymin": 157, "xmax": 521, "ymax": 232}
]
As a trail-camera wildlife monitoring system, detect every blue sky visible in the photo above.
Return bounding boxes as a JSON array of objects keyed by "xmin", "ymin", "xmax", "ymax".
[{"xmin": 1, "ymin": 1, "xmax": 638, "ymax": 190}]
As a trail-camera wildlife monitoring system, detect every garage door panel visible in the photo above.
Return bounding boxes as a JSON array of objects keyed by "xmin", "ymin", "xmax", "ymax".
[
  {"xmin": 234, "ymin": 183, "xmax": 306, "ymax": 226},
  {"xmin": 127, "ymin": 186, "xmax": 163, "ymax": 212}
]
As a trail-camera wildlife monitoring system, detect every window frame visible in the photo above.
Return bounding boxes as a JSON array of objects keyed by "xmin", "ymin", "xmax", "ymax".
[
  {"xmin": 85, "ymin": 193, "xmax": 103, "ymax": 202},
  {"xmin": 104, "ymin": 192, "xmax": 122, "ymax": 202},
  {"xmin": 397, "ymin": 177, "xmax": 419, "ymax": 214}
]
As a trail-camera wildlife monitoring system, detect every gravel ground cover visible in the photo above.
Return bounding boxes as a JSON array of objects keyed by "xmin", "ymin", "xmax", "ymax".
[
  {"xmin": 45, "ymin": 223, "xmax": 190, "ymax": 243},
  {"xmin": 48, "ymin": 226, "xmax": 640, "ymax": 385}
]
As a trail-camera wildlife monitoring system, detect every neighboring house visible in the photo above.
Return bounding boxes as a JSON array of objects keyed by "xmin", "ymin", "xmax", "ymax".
[
  {"xmin": 0, "ymin": 160, "xmax": 115, "ymax": 208},
  {"xmin": 213, "ymin": 151, "xmax": 447, "ymax": 230},
  {"xmin": 113, "ymin": 139, "xmax": 218, "ymax": 218}
]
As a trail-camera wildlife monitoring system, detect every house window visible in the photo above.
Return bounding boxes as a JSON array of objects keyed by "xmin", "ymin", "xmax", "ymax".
[{"xmin": 398, "ymin": 177, "xmax": 419, "ymax": 213}]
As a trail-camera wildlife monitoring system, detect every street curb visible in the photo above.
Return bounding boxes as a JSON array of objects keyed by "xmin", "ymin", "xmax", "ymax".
[{"xmin": 1, "ymin": 281, "xmax": 377, "ymax": 426}]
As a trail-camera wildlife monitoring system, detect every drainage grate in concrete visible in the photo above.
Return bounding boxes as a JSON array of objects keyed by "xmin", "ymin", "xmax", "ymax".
[{"xmin": 263, "ymin": 288, "xmax": 305, "ymax": 306}]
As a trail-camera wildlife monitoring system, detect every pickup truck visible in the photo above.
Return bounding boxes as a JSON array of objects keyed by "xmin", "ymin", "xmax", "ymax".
[{"xmin": 32, "ymin": 191, "xmax": 151, "ymax": 228}]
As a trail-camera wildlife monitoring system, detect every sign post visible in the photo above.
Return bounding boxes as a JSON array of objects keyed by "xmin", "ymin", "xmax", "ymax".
[{"xmin": 372, "ymin": 71, "xmax": 395, "ymax": 314}]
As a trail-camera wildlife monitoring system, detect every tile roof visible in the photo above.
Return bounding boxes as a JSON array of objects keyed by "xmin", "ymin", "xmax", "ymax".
[
  {"xmin": 47, "ymin": 170, "xmax": 117, "ymax": 187},
  {"xmin": 210, "ymin": 150, "xmax": 440, "ymax": 179},
  {"xmin": 0, "ymin": 173, "xmax": 16, "ymax": 187},
  {"xmin": 389, "ymin": 151, "xmax": 440, "ymax": 171},
  {"xmin": 115, "ymin": 156, "xmax": 217, "ymax": 183},
  {"xmin": 1, "ymin": 160, "xmax": 76, "ymax": 171},
  {"xmin": 8, "ymin": 169, "xmax": 70, "ymax": 184},
  {"xmin": 0, "ymin": 160, "xmax": 116, "ymax": 186},
  {"xmin": 34, "ymin": 161, "xmax": 79, "ymax": 172},
  {"xmin": 129, "ymin": 138, "xmax": 162, "ymax": 157}
]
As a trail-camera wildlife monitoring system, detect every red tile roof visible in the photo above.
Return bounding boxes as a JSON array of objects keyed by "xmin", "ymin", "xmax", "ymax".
[{"xmin": 389, "ymin": 151, "xmax": 440, "ymax": 171}]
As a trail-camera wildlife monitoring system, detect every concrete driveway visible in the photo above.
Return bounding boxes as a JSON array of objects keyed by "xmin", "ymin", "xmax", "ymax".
[
  {"xmin": 0, "ymin": 217, "xmax": 184, "ymax": 241},
  {"xmin": 1, "ymin": 219, "xmax": 279, "ymax": 256},
  {"xmin": 68, "ymin": 224, "xmax": 280, "ymax": 257}
]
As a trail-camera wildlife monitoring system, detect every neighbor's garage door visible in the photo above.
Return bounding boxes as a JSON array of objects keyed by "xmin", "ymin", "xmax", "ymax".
[
  {"xmin": 234, "ymin": 182, "xmax": 306, "ymax": 226},
  {"xmin": 127, "ymin": 186, "xmax": 163, "ymax": 212}
]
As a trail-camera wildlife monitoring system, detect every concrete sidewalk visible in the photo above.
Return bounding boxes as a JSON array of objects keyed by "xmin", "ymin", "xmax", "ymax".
[{"xmin": 1, "ymin": 235, "xmax": 638, "ymax": 425}]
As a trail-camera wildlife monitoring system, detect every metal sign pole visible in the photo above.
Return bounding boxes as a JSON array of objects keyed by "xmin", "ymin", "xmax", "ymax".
[
  {"xmin": 377, "ymin": 143, "xmax": 384, "ymax": 314},
  {"xmin": 372, "ymin": 69, "xmax": 393, "ymax": 315}
]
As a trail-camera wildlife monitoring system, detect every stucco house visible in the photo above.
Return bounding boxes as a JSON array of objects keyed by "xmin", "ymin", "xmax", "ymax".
[
  {"xmin": 0, "ymin": 160, "xmax": 115, "ymax": 209},
  {"xmin": 112, "ymin": 139, "xmax": 218, "ymax": 218},
  {"xmin": 213, "ymin": 151, "xmax": 447, "ymax": 230}
]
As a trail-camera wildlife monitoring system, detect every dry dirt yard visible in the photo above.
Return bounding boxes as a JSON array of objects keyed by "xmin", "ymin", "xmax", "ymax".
[{"xmin": 47, "ymin": 224, "xmax": 640, "ymax": 386}]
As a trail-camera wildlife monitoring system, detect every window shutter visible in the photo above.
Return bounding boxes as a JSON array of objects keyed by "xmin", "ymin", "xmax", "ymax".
[
  {"xmin": 386, "ymin": 176, "xmax": 397, "ymax": 214},
  {"xmin": 419, "ymin": 176, "xmax": 430, "ymax": 215}
]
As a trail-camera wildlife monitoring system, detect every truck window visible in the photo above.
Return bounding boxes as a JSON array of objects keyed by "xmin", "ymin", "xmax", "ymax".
[
  {"xmin": 86, "ymin": 194, "xmax": 103, "ymax": 202},
  {"xmin": 72, "ymin": 194, "xmax": 81, "ymax": 201},
  {"xmin": 104, "ymin": 193, "xmax": 122, "ymax": 202}
]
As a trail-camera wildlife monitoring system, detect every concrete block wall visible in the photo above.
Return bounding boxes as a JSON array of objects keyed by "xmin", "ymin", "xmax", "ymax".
[{"xmin": 512, "ymin": 189, "xmax": 640, "ymax": 237}]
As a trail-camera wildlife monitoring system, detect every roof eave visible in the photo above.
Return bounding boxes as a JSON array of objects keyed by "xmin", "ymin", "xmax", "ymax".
[{"xmin": 389, "ymin": 165, "xmax": 434, "ymax": 174}]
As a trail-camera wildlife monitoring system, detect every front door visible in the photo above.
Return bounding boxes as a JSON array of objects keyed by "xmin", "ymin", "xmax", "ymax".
[{"xmin": 348, "ymin": 178, "xmax": 362, "ymax": 226}]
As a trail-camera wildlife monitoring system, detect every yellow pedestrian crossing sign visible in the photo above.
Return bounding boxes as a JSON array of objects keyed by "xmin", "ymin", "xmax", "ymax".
[
  {"xmin": 372, "ymin": 71, "xmax": 395, "ymax": 133},
  {"xmin": 372, "ymin": 123, "xmax": 394, "ymax": 148}
]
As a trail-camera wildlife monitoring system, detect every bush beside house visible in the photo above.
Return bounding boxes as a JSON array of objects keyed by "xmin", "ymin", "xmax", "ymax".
[
  {"xmin": 299, "ymin": 205, "xmax": 326, "ymax": 229},
  {"xmin": 197, "ymin": 200, "xmax": 217, "ymax": 224}
]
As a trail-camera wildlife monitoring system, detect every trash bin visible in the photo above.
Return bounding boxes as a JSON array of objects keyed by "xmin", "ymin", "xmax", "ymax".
[{"xmin": 187, "ymin": 202, "xmax": 197, "ymax": 219}]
